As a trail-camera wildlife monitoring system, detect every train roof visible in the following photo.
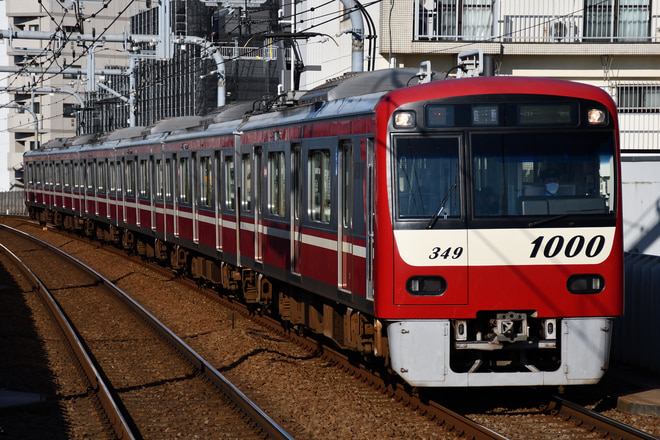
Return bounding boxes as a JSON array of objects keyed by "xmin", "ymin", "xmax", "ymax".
[
  {"xmin": 299, "ymin": 67, "xmax": 439, "ymax": 104},
  {"xmin": 26, "ymin": 68, "xmax": 443, "ymax": 155}
]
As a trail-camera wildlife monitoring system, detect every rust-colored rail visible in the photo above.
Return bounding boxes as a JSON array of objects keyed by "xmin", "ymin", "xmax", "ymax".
[{"xmin": 546, "ymin": 395, "xmax": 659, "ymax": 440}]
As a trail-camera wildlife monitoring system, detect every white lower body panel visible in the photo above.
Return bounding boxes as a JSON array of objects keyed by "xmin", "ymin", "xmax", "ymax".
[{"xmin": 387, "ymin": 317, "xmax": 613, "ymax": 387}]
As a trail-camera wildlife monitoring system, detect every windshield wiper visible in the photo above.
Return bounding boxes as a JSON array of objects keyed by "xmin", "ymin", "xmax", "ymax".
[
  {"xmin": 426, "ymin": 183, "xmax": 457, "ymax": 229},
  {"xmin": 528, "ymin": 208, "xmax": 609, "ymax": 228}
]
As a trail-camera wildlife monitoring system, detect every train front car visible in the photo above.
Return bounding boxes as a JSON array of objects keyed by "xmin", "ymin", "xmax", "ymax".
[{"xmin": 375, "ymin": 77, "xmax": 623, "ymax": 387}]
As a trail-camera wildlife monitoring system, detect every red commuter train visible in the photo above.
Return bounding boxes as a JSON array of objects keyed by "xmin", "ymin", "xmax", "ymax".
[{"xmin": 24, "ymin": 69, "xmax": 623, "ymax": 387}]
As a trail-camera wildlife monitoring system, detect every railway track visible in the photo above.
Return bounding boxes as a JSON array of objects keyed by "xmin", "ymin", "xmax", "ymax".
[
  {"xmin": 0, "ymin": 223, "xmax": 293, "ymax": 440},
  {"xmin": 2, "ymin": 216, "xmax": 659, "ymax": 440},
  {"xmin": 543, "ymin": 394, "xmax": 659, "ymax": 440}
]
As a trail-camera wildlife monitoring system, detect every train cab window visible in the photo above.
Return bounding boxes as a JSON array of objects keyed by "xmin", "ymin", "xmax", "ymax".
[
  {"xmin": 178, "ymin": 157, "xmax": 191, "ymax": 204},
  {"xmin": 309, "ymin": 149, "xmax": 332, "ymax": 223},
  {"xmin": 225, "ymin": 156, "xmax": 235, "ymax": 210},
  {"xmin": 139, "ymin": 159, "xmax": 150, "ymax": 200},
  {"xmin": 471, "ymin": 131, "xmax": 616, "ymax": 218},
  {"xmin": 394, "ymin": 136, "xmax": 461, "ymax": 222},
  {"xmin": 268, "ymin": 151, "xmax": 286, "ymax": 216},
  {"xmin": 125, "ymin": 160, "xmax": 136, "ymax": 197},
  {"xmin": 241, "ymin": 154, "xmax": 252, "ymax": 212},
  {"xmin": 199, "ymin": 156, "xmax": 213, "ymax": 208}
]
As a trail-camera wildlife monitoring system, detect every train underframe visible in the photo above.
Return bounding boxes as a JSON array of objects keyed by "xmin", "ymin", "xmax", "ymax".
[
  {"xmin": 31, "ymin": 207, "xmax": 614, "ymax": 388},
  {"xmin": 35, "ymin": 208, "xmax": 389, "ymax": 365}
]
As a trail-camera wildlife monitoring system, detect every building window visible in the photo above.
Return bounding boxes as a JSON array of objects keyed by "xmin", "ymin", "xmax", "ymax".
[
  {"xmin": 63, "ymin": 103, "xmax": 77, "ymax": 117},
  {"xmin": 584, "ymin": 0, "xmax": 651, "ymax": 42},
  {"xmin": 617, "ymin": 84, "xmax": 660, "ymax": 113},
  {"xmin": 418, "ymin": 0, "xmax": 494, "ymax": 41}
]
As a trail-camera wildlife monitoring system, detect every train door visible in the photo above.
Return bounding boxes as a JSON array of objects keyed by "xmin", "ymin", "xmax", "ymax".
[
  {"xmin": 215, "ymin": 151, "xmax": 223, "ymax": 251},
  {"xmin": 173, "ymin": 153, "xmax": 180, "ymax": 237},
  {"xmin": 192, "ymin": 152, "xmax": 200, "ymax": 243},
  {"xmin": 45, "ymin": 161, "xmax": 53, "ymax": 208},
  {"xmin": 121, "ymin": 158, "xmax": 127, "ymax": 223},
  {"xmin": 254, "ymin": 146, "xmax": 263, "ymax": 262},
  {"xmin": 290, "ymin": 143, "xmax": 302, "ymax": 275},
  {"xmin": 365, "ymin": 138, "xmax": 375, "ymax": 300},
  {"xmin": 100, "ymin": 160, "xmax": 109, "ymax": 219},
  {"xmin": 338, "ymin": 140, "xmax": 354, "ymax": 292}
]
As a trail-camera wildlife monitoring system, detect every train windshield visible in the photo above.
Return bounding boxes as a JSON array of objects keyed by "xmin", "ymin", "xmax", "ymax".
[
  {"xmin": 395, "ymin": 136, "xmax": 461, "ymax": 220},
  {"xmin": 393, "ymin": 130, "xmax": 616, "ymax": 226},
  {"xmin": 471, "ymin": 131, "xmax": 616, "ymax": 219}
]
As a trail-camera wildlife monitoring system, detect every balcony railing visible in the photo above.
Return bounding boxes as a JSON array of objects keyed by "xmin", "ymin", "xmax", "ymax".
[{"xmin": 414, "ymin": 0, "xmax": 659, "ymax": 43}]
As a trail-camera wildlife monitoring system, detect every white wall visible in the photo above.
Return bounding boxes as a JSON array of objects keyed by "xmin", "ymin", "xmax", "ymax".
[
  {"xmin": 622, "ymin": 157, "xmax": 660, "ymax": 256},
  {"xmin": 0, "ymin": 0, "xmax": 10, "ymax": 191}
]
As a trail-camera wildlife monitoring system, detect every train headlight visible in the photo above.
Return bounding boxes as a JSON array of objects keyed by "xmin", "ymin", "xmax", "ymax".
[
  {"xmin": 406, "ymin": 276, "xmax": 447, "ymax": 295},
  {"xmin": 393, "ymin": 111, "xmax": 416, "ymax": 129},
  {"xmin": 567, "ymin": 274, "xmax": 605, "ymax": 294},
  {"xmin": 587, "ymin": 108, "xmax": 606, "ymax": 125}
]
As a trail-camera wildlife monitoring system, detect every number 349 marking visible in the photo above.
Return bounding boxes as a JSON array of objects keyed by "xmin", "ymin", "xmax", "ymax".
[{"xmin": 429, "ymin": 247, "xmax": 464, "ymax": 260}]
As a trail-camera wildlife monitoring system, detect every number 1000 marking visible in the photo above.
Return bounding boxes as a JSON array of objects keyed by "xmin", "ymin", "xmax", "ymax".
[{"xmin": 530, "ymin": 235, "xmax": 605, "ymax": 259}]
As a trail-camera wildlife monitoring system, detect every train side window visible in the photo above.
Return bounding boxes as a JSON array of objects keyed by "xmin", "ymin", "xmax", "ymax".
[
  {"xmin": 225, "ymin": 156, "xmax": 235, "ymax": 210},
  {"xmin": 35, "ymin": 164, "xmax": 42, "ymax": 188},
  {"xmin": 155, "ymin": 159, "xmax": 163, "ymax": 201},
  {"xmin": 86, "ymin": 162, "xmax": 95, "ymax": 192},
  {"xmin": 268, "ymin": 151, "xmax": 286, "ymax": 216},
  {"xmin": 165, "ymin": 159, "xmax": 173, "ymax": 202},
  {"xmin": 126, "ymin": 160, "xmax": 135, "ymax": 197},
  {"xmin": 72, "ymin": 163, "xmax": 78, "ymax": 190},
  {"xmin": 139, "ymin": 159, "xmax": 150, "ymax": 200},
  {"xmin": 64, "ymin": 163, "xmax": 70, "ymax": 190},
  {"xmin": 309, "ymin": 149, "xmax": 332, "ymax": 223},
  {"xmin": 98, "ymin": 161, "xmax": 106, "ymax": 193},
  {"xmin": 55, "ymin": 163, "xmax": 62, "ymax": 189},
  {"xmin": 178, "ymin": 157, "xmax": 191, "ymax": 204},
  {"xmin": 115, "ymin": 162, "xmax": 123, "ymax": 194},
  {"xmin": 78, "ymin": 163, "xmax": 85, "ymax": 191},
  {"xmin": 242, "ymin": 153, "xmax": 252, "ymax": 212},
  {"xmin": 200, "ymin": 156, "xmax": 213, "ymax": 208},
  {"xmin": 108, "ymin": 161, "xmax": 116, "ymax": 194}
]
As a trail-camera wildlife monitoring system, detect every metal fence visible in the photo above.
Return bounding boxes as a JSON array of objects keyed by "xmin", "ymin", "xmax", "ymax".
[
  {"xmin": 0, "ymin": 191, "xmax": 27, "ymax": 216},
  {"xmin": 611, "ymin": 252, "xmax": 660, "ymax": 374}
]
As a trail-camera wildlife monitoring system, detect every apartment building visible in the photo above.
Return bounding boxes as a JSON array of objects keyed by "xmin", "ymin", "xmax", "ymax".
[
  {"xmin": 3, "ymin": 0, "xmax": 137, "ymax": 189},
  {"xmin": 294, "ymin": 0, "xmax": 660, "ymax": 254}
]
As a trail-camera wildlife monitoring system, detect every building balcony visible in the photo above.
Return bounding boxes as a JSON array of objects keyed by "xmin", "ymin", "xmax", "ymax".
[{"xmin": 407, "ymin": 0, "xmax": 660, "ymax": 55}]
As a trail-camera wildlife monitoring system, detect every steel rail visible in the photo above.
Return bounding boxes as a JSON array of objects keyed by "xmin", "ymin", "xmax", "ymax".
[
  {"xmin": 0, "ymin": 239, "xmax": 136, "ymax": 440},
  {"xmin": 1, "ymin": 224, "xmax": 295, "ymax": 440},
  {"xmin": 547, "ymin": 395, "xmax": 659, "ymax": 440}
]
